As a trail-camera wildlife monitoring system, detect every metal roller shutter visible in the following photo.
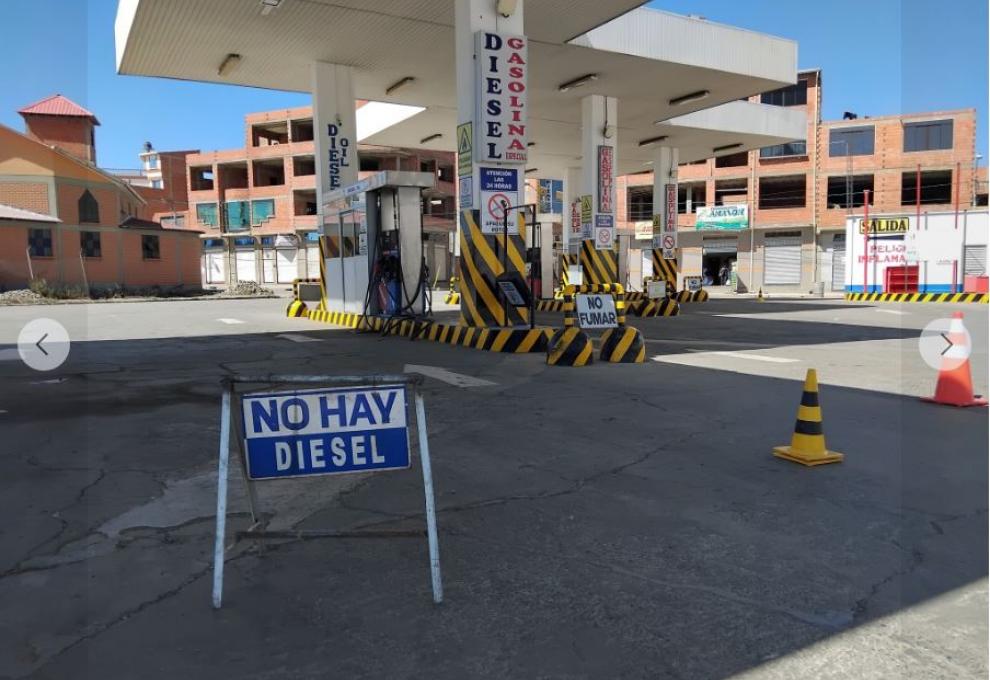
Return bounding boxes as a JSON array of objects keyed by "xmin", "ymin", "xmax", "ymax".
[
  {"xmin": 235, "ymin": 249, "xmax": 257, "ymax": 282},
  {"xmin": 306, "ymin": 245, "xmax": 320, "ymax": 279},
  {"xmin": 276, "ymin": 248, "xmax": 298, "ymax": 283},
  {"xmin": 703, "ymin": 237, "xmax": 738, "ymax": 254},
  {"xmin": 831, "ymin": 234, "xmax": 846, "ymax": 291},
  {"xmin": 964, "ymin": 244, "xmax": 987, "ymax": 276},
  {"xmin": 262, "ymin": 248, "xmax": 276, "ymax": 283},
  {"xmin": 764, "ymin": 233, "xmax": 801, "ymax": 285},
  {"xmin": 205, "ymin": 252, "xmax": 226, "ymax": 284}
]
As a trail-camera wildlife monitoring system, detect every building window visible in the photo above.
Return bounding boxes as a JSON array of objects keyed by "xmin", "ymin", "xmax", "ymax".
[
  {"xmin": 826, "ymin": 175, "xmax": 874, "ymax": 209},
  {"xmin": 196, "ymin": 203, "xmax": 219, "ymax": 227},
  {"xmin": 141, "ymin": 235, "xmax": 161, "ymax": 260},
  {"xmin": 293, "ymin": 155, "xmax": 316, "ymax": 176},
  {"xmin": 760, "ymin": 79, "xmax": 808, "ymax": 107},
  {"xmin": 146, "ymin": 153, "xmax": 159, "ymax": 169},
  {"xmin": 252, "ymin": 159, "xmax": 285, "ymax": 186},
  {"xmin": 903, "ymin": 119, "xmax": 953, "ymax": 152},
  {"xmin": 160, "ymin": 214, "xmax": 186, "ymax": 228},
  {"xmin": 437, "ymin": 164, "xmax": 455, "ymax": 183},
  {"xmin": 80, "ymin": 231, "xmax": 102, "ymax": 258},
  {"xmin": 78, "ymin": 189, "xmax": 100, "ymax": 223},
  {"xmin": 759, "ymin": 175, "xmax": 806, "ymax": 209},
  {"xmin": 225, "ymin": 201, "xmax": 250, "ymax": 231},
  {"xmin": 251, "ymin": 199, "xmax": 276, "ymax": 225},
  {"xmin": 626, "ymin": 186, "xmax": 653, "ymax": 221},
  {"xmin": 901, "ymin": 170, "xmax": 953, "ymax": 206},
  {"xmin": 28, "ymin": 228, "xmax": 53, "ymax": 257},
  {"xmin": 714, "ymin": 178, "xmax": 748, "ymax": 206},
  {"xmin": 677, "ymin": 183, "xmax": 706, "ymax": 214},
  {"xmin": 360, "ymin": 157, "xmax": 382, "ymax": 172},
  {"xmin": 829, "ymin": 126, "xmax": 875, "ymax": 156},
  {"xmin": 715, "ymin": 151, "xmax": 749, "ymax": 168},
  {"xmin": 190, "ymin": 166, "xmax": 214, "ymax": 191},
  {"xmin": 151, "ymin": 179, "xmax": 163, "ymax": 189},
  {"xmin": 760, "ymin": 141, "xmax": 807, "ymax": 159},
  {"xmin": 289, "ymin": 118, "xmax": 314, "ymax": 142}
]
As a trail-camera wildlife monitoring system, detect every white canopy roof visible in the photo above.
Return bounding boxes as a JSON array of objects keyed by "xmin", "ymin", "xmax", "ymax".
[{"xmin": 115, "ymin": 1, "xmax": 805, "ymax": 172}]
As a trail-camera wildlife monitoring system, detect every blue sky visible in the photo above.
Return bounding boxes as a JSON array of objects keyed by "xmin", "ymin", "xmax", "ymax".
[{"xmin": 1, "ymin": 0, "xmax": 986, "ymax": 169}]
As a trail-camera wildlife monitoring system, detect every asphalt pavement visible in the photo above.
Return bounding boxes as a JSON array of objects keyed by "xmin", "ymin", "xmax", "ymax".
[{"xmin": 0, "ymin": 296, "xmax": 986, "ymax": 679}]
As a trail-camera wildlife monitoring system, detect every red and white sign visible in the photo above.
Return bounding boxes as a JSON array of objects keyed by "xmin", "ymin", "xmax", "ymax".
[
  {"xmin": 598, "ymin": 145, "xmax": 614, "ymax": 214},
  {"xmin": 475, "ymin": 32, "xmax": 527, "ymax": 164},
  {"xmin": 570, "ymin": 201, "xmax": 582, "ymax": 237},
  {"xmin": 664, "ymin": 184, "xmax": 677, "ymax": 232}
]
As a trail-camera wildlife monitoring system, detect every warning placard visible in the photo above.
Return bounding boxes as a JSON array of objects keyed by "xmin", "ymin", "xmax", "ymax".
[
  {"xmin": 479, "ymin": 167, "xmax": 518, "ymax": 234},
  {"xmin": 457, "ymin": 122, "xmax": 473, "ymax": 177},
  {"xmin": 594, "ymin": 213, "xmax": 614, "ymax": 251},
  {"xmin": 575, "ymin": 294, "xmax": 618, "ymax": 329}
]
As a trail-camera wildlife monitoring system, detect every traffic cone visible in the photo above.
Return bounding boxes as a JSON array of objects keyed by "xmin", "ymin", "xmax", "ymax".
[
  {"xmin": 922, "ymin": 312, "xmax": 988, "ymax": 407},
  {"xmin": 757, "ymin": 288, "xmax": 766, "ymax": 302},
  {"xmin": 773, "ymin": 369, "xmax": 844, "ymax": 466}
]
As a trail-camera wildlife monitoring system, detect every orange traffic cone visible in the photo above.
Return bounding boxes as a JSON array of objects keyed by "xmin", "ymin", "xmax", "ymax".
[
  {"xmin": 922, "ymin": 312, "xmax": 987, "ymax": 407},
  {"xmin": 773, "ymin": 369, "xmax": 844, "ymax": 466}
]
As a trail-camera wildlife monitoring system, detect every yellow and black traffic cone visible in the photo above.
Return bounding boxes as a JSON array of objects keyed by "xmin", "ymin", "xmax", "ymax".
[
  {"xmin": 773, "ymin": 369, "xmax": 844, "ymax": 466},
  {"xmin": 757, "ymin": 288, "xmax": 766, "ymax": 302}
]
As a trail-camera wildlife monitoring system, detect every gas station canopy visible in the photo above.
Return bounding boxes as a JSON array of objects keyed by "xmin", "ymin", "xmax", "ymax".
[{"xmin": 115, "ymin": 0, "xmax": 805, "ymax": 172}]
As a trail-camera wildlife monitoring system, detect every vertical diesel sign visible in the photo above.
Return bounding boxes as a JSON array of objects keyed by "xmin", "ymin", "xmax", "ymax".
[{"xmin": 475, "ymin": 32, "xmax": 527, "ymax": 164}]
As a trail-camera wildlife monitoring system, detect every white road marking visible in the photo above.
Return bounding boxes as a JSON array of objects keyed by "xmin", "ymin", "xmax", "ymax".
[
  {"xmin": 0, "ymin": 349, "xmax": 20, "ymax": 361},
  {"xmin": 277, "ymin": 333, "xmax": 322, "ymax": 343},
  {"xmin": 875, "ymin": 309, "xmax": 907, "ymax": 316},
  {"xmin": 652, "ymin": 351, "xmax": 798, "ymax": 364},
  {"xmin": 217, "ymin": 318, "xmax": 245, "ymax": 325},
  {"xmin": 711, "ymin": 351, "xmax": 799, "ymax": 363},
  {"xmin": 404, "ymin": 364, "xmax": 496, "ymax": 388}
]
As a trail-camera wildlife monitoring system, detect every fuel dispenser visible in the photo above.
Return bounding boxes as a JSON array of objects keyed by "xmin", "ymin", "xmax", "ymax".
[{"xmin": 321, "ymin": 171, "xmax": 434, "ymax": 319}]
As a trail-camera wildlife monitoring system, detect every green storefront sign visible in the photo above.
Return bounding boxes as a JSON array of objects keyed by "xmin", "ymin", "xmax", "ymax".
[{"xmin": 695, "ymin": 204, "xmax": 748, "ymax": 230}]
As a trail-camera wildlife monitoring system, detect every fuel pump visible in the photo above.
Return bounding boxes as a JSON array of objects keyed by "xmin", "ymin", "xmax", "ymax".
[{"xmin": 321, "ymin": 171, "xmax": 435, "ymax": 320}]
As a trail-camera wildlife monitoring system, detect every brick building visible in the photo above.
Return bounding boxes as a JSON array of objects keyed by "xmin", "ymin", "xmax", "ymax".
[
  {"xmin": 183, "ymin": 105, "xmax": 456, "ymax": 288},
  {"xmin": 0, "ymin": 95, "xmax": 202, "ymax": 291},
  {"xmin": 617, "ymin": 70, "xmax": 981, "ymax": 292}
]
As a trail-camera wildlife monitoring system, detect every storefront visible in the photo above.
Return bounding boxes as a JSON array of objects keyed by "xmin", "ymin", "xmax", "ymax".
[
  {"xmin": 844, "ymin": 210, "xmax": 988, "ymax": 293},
  {"xmin": 233, "ymin": 236, "xmax": 258, "ymax": 283},
  {"xmin": 696, "ymin": 204, "xmax": 746, "ymax": 286},
  {"xmin": 763, "ymin": 231, "xmax": 802, "ymax": 286},
  {"xmin": 201, "ymin": 238, "xmax": 227, "ymax": 285}
]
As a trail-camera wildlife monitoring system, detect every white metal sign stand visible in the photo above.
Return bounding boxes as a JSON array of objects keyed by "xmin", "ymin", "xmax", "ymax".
[{"xmin": 211, "ymin": 373, "xmax": 442, "ymax": 609}]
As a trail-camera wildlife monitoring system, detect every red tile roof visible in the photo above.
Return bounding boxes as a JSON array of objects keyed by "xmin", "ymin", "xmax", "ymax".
[{"xmin": 18, "ymin": 94, "xmax": 100, "ymax": 125}]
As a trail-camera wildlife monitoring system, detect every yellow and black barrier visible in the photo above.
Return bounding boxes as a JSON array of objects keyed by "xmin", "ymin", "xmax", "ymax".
[
  {"xmin": 553, "ymin": 282, "xmax": 644, "ymax": 365},
  {"xmin": 443, "ymin": 277, "xmax": 460, "ymax": 305},
  {"xmin": 599, "ymin": 326, "xmax": 646, "ymax": 364},
  {"xmin": 676, "ymin": 289, "xmax": 709, "ymax": 303},
  {"xmin": 421, "ymin": 323, "xmax": 550, "ymax": 353},
  {"xmin": 845, "ymin": 292, "xmax": 988, "ymax": 303},
  {"xmin": 286, "ymin": 299, "xmax": 309, "ymax": 318},
  {"xmin": 299, "ymin": 308, "xmax": 550, "ymax": 354},
  {"xmin": 561, "ymin": 282, "xmax": 627, "ymax": 327},
  {"xmin": 546, "ymin": 327, "xmax": 594, "ymax": 366},
  {"xmin": 457, "ymin": 210, "xmax": 529, "ymax": 327},
  {"xmin": 631, "ymin": 297, "xmax": 680, "ymax": 317},
  {"xmin": 535, "ymin": 299, "xmax": 566, "ymax": 312},
  {"xmin": 580, "ymin": 240, "xmax": 618, "ymax": 286},
  {"xmin": 651, "ymin": 249, "xmax": 678, "ymax": 289}
]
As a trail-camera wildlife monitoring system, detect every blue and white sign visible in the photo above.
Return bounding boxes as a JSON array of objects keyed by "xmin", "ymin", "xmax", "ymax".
[
  {"xmin": 479, "ymin": 167, "xmax": 520, "ymax": 235},
  {"xmin": 241, "ymin": 385, "xmax": 410, "ymax": 480}
]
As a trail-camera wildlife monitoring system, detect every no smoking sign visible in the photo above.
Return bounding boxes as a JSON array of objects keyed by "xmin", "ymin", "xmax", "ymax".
[{"xmin": 487, "ymin": 193, "xmax": 512, "ymax": 223}]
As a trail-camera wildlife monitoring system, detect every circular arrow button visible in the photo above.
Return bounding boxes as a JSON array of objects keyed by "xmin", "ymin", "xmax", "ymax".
[
  {"xmin": 18, "ymin": 318, "xmax": 70, "ymax": 371},
  {"xmin": 918, "ymin": 317, "xmax": 971, "ymax": 372}
]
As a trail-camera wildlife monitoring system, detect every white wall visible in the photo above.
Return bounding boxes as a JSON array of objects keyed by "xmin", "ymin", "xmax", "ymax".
[{"xmin": 845, "ymin": 210, "xmax": 988, "ymax": 292}]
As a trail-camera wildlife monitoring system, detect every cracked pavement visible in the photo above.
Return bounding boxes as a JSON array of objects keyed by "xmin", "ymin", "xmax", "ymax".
[{"xmin": 0, "ymin": 297, "xmax": 986, "ymax": 679}]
